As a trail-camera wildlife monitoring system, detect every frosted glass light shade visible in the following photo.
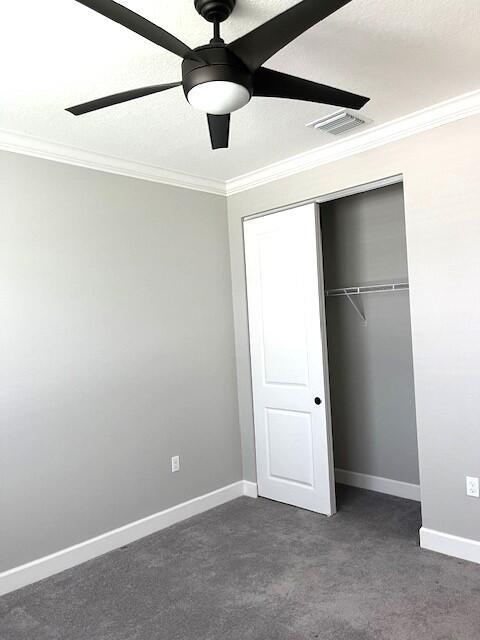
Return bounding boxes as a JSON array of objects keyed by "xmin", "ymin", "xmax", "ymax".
[{"xmin": 187, "ymin": 81, "xmax": 251, "ymax": 115}]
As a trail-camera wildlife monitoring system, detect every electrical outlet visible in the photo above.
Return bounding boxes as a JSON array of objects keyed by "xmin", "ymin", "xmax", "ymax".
[
  {"xmin": 171, "ymin": 455, "xmax": 180, "ymax": 473},
  {"xmin": 466, "ymin": 476, "xmax": 479, "ymax": 498}
]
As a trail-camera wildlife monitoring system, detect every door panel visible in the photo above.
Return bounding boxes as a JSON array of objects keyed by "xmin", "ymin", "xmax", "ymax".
[
  {"xmin": 244, "ymin": 204, "xmax": 336, "ymax": 515},
  {"xmin": 267, "ymin": 409, "xmax": 314, "ymax": 486},
  {"xmin": 259, "ymin": 231, "xmax": 310, "ymax": 385}
]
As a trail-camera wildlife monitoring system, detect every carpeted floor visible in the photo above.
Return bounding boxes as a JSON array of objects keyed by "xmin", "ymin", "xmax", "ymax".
[{"xmin": 1, "ymin": 485, "xmax": 479, "ymax": 639}]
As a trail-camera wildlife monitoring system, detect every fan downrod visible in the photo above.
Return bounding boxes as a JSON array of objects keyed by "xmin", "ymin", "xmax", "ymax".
[{"xmin": 195, "ymin": 0, "xmax": 236, "ymax": 23}]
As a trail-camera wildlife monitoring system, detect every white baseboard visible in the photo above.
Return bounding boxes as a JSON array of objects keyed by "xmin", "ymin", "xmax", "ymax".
[
  {"xmin": 335, "ymin": 468, "xmax": 421, "ymax": 502},
  {"xmin": 243, "ymin": 480, "xmax": 258, "ymax": 498},
  {"xmin": 0, "ymin": 480, "xmax": 255, "ymax": 597},
  {"xmin": 420, "ymin": 527, "xmax": 480, "ymax": 565}
]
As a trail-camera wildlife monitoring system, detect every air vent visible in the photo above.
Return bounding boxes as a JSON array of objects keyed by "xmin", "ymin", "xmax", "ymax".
[{"xmin": 306, "ymin": 110, "xmax": 370, "ymax": 136}]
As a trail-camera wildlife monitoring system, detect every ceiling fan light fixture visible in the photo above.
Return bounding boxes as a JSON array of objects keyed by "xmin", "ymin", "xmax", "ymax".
[{"xmin": 187, "ymin": 80, "xmax": 251, "ymax": 115}]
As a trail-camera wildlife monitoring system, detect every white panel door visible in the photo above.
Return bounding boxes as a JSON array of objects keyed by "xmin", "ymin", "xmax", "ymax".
[{"xmin": 244, "ymin": 204, "xmax": 336, "ymax": 515}]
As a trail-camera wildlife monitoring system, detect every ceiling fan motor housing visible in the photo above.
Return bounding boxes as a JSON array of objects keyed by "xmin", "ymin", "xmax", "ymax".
[
  {"xmin": 182, "ymin": 44, "xmax": 253, "ymax": 114},
  {"xmin": 195, "ymin": 0, "xmax": 236, "ymax": 23}
]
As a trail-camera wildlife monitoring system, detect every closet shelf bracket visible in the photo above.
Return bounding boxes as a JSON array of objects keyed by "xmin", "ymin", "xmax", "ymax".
[{"xmin": 344, "ymin": 290, "xmax": 367, "ymax": 325}]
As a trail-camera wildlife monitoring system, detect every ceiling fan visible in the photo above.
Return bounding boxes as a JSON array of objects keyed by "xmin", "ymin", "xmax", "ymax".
[{"xmin": 67, "ymin": 0, "xmax": 369, "ymax": 149}]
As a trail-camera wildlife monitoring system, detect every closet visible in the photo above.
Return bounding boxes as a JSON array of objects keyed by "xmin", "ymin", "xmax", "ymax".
[
  {"xmin": 243, "ymin": 180, "xmax": 420, "ymax": 517},
  {"xmin": 321, "ymin": 183, "xmax": 419, "ymax": 503}
]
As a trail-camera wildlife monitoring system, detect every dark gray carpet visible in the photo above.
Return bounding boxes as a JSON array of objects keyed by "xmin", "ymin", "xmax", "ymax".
[{"xmin": 1, "ymin": 486, "xmax": 479, "ymax": 639}]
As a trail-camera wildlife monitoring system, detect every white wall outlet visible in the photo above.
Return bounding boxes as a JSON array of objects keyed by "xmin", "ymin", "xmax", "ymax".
[
  {"xmin": 466, "ymin": 476, "xmax": 479, "ymax": 498},
  {"xmin": 171, "ymin": 455, "xmax": 180, "ymax": 473}
]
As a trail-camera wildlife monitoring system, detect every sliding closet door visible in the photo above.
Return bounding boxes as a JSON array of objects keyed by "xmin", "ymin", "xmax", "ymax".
[{"xmin": 244, "ymin": 204, "xmax": 336, "ymax": 515}]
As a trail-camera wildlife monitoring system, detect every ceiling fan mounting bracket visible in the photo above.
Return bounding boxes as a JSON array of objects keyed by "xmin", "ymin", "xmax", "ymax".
[{"xmin": 194, "ymin": 0, "xmax": 236, "ymax": 24}]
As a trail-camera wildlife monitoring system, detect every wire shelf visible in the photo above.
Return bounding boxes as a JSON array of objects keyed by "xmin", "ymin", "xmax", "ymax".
[
  {"xmin": 324, "ymin": 282, "xmax": 409, "ymax": 325},
  {"xmin": 325, "ymin": 282, "xmax": 409, "ymax": 297}
]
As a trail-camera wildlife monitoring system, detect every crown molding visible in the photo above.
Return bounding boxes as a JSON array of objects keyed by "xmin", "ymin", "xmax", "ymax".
[
  {"xmin": 2, "ymin": 89, "xmax": 480, "ymax": 199},
  {"xmin": 0, "ymin": 129, "xmax": 226, "ymax": 196},
  {"xmin": 225, "ymin": 89, "xmax": 480, "ymax": 196}
]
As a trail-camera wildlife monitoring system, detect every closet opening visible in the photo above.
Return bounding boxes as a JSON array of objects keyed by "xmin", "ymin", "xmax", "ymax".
[
  {"xmin": 243, "ymin": 177, "xmax": 421, "ymax": 532},
  {"xmin": 319, "ymin": 182, "xmax": 421, "ymax": 522}
]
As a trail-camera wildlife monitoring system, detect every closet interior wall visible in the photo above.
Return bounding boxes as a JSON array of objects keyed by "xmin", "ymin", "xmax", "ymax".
[{"xmin": 320, "ymin": 183, "xmax": 419, "ymax": 487}]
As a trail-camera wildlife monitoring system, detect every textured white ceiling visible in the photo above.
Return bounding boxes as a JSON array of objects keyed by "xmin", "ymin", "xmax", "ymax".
[{"xmin": 1, "ymin": 0, "xmax": 479, "ymax": 180}]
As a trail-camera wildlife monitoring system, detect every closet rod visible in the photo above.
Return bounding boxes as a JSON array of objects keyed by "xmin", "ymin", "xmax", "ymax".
[{"xmin": 325, "ymin": 282, "xmax": 409, "ymax": 298}]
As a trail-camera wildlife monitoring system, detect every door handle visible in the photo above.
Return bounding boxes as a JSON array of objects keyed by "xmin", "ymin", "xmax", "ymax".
[{"xmin": 314, "ymin": 397, "xmax": 322, "ymax": 405}]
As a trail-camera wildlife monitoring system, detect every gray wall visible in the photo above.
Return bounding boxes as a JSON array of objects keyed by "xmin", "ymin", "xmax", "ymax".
[
  {"xmin": 0, "ymin": 151, "xmax": 241, "ymax": 572},
  {"xmin": 321, "ymin": 184, "xmax": 419, "ymax": 485},
  {"xmin": 321, "ymin": 184, "xmax": 409, "ymax": 288},
  {"xmin": 227, "ymin": 113, "xmax": 480, "ymax": 543}
]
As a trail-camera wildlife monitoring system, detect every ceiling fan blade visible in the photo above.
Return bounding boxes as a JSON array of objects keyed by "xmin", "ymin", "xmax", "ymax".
[
  {"xmin": 253, "ymin": 68, "xmax": 369, "ymax": 110},
  {"xmin": 74, "ymin": 0, "xmax": 202, "ymax": 61},
  {"xmin": 229, "ymin": 0, "xmax": 353, "ymax": 72},
  {"xmin": 207, "ymin": 114, "xmax": 230, "ymax": 149},
  {"xmin": 66, "ymin": 82, "xmax": 182, "ymax": 115}
]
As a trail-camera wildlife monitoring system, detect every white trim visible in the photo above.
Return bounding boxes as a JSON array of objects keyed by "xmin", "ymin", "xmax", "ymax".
[
  {"xmin": 0, "ymin": 129, "xmax": 226, "ymax": 196},
  {"xmin": 0, "ymin": 480, "xmax": 255, "ymax": 596},
  {"xmin": 242, "ymin": 480, "xmax": 258, "ymax": 498},
  {"xmin": 420, "ymin": 527, "xmax": 480, "ymax": 565},
  {"xmin": 335, "ymin": 468, "xmax": 421, "ymax": 502},
  {"xmin": 2, "ymin": 90, "xmax": 480, "ymax": 197},
  {"xmin": 226, "ymin": 89, "xmax": 480, "ymax": 195}
]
